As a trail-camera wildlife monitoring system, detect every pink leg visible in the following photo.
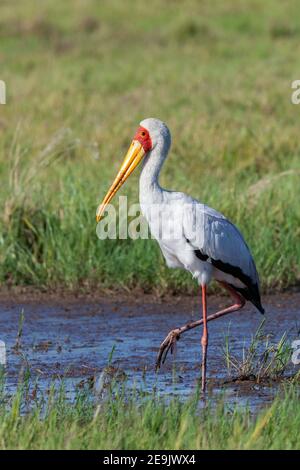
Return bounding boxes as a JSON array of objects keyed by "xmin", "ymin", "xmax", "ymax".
[
  {"xmin": 156, "ymin": 282, "xmax": 245, "ymax": 370},
  {"xmin": 201, "ymin": 285, "xmax": 208, "ymax": 392}
]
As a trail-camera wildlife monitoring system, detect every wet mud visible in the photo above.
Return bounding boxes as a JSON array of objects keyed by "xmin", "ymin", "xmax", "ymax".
[{"xmin": 0, "ymin": 292, "xmax": 299, "ymax": 411}]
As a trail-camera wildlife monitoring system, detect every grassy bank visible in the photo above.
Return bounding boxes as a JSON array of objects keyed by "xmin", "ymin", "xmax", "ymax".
[
  {"xmin": 0, "ymin": 377, "xmax": 299, "ymax": 450},
  {"xmin": 0, "ymin": 0, "xmax": 299, "ymax": 293}
]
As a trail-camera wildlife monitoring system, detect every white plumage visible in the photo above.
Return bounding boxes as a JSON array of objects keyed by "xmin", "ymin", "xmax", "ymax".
[
  {"xmin": 96, "ymin": 117, "xmax": 264, "ymax": 392},
  {"xmin": 139, "ymin": 118, "xmax": 263, "ymax": 313}
]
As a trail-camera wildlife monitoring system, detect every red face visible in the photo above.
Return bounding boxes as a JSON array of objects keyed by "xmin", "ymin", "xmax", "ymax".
[
  {"xmin": 133, "ymin": 126, "xmax": 152, "ymax": 153},
  {"xmin": 96, "ymin": 124, "xmax": 153, "ymax": 222}
]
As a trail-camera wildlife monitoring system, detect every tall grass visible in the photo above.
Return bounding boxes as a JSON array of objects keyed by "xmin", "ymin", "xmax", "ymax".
[
  {"xmin": 223, "ymin": 320, "xmax": 293, "ymax": 381},
  {"xmin": 0, "ymin": 374, "xmax": 299, "ymax": 449},
  {"xmin": 0, "ymin": 0, "xmax": 299, "ymax": 292}
]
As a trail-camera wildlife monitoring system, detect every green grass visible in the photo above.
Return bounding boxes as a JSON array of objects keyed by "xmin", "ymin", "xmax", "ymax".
[
  {"xmin": 0, "ymin": 0, "xmax": 299, "ymax": 293},
  {"xmin": 223, "ymin": 319, "xmax": 293, "ymax": 381},
  {"xmin": 0, "ymin": 375, "xmax": 299, "ymax": 450}
]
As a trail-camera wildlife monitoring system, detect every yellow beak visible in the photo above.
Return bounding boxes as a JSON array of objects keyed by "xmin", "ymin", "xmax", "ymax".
[{"xmin": 96, "ymin": 140, "xmax": 145, "ymax": 222}]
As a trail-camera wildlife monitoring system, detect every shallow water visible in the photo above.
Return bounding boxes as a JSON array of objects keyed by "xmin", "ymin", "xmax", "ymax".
[{"xmin": 0, "ymin": 293, "xmax": 299, "ymax": 411}]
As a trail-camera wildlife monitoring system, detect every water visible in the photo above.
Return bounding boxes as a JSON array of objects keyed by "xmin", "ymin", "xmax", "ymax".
[{"xmin": 0, "ymin": 292, "xmax": 299, "ymax": 410}]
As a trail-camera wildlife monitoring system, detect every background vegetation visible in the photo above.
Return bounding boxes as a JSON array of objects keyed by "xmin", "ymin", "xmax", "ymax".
[{"xmin": 0, "ymin": 0, "xmax": 299, "ymax": 293}]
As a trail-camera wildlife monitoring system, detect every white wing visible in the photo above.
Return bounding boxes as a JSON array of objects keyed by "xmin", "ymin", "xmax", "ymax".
[{"xmin": 182, "ymin": 198, "xmax": 264, "ymax": 312}]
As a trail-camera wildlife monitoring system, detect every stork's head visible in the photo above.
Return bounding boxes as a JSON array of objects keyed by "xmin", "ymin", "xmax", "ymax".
[{"xmin": 96, "ymin": 118, "xmax": 170, "ymax": 222}]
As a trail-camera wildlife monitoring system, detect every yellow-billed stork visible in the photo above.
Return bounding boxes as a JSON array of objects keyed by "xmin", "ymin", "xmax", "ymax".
[{"xmin": 96, "ymin": 118, "xmax": 264, "ymax": 392}]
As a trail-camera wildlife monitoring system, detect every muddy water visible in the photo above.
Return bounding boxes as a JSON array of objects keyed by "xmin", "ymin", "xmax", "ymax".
[{"xmin": 0, "ymin": 293, "xmax": 299, "ymax": 410}]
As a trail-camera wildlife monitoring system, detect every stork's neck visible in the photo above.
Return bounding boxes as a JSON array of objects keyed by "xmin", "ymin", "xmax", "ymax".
[{"xmin": 139, "ymin": 141, "xmax": 168, "ymax": 206}]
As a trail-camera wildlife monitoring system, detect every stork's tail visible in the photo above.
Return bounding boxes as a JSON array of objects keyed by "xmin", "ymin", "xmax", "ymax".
[{"xmin": 230, "ymin": 284, "xmax": 265, "ymax": 315}]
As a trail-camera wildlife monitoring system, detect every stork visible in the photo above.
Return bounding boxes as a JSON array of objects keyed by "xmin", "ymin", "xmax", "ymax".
[{"xmin": 96, "ymin": 118, "xmax": 264, "ymax": 392}]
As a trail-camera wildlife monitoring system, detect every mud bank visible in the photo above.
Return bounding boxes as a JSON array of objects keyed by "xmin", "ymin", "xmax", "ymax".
[{"xmin": 0, "ymin": 292, "xmax": 299, "ymax": 410}]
